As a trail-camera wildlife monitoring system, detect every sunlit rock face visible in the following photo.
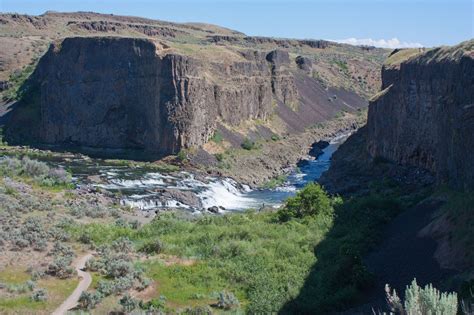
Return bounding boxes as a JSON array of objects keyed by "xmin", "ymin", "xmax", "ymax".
[{"xmin": 6, "ymin": 36, "xmax": 367, "ymax": 156}]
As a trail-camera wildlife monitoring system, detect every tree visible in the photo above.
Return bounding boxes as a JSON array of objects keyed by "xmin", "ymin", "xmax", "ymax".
[{"xmin": 277, "ymin": 183, "xmax": 332, "ymax": 221}]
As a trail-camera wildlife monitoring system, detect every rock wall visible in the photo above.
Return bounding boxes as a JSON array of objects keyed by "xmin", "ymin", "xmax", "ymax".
[
  {"xmin": 6, "ymin": 36, "xmax": 366, "ymax": 156},
  {"xmin": 366, "ymin": 41, "xmax": 474, "ymax": 190}
]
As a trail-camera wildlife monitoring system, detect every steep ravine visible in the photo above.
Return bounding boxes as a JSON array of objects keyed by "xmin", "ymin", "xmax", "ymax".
[{"xmin": 319, "ymin": 40, "xmax": 474, "ymax": 312}]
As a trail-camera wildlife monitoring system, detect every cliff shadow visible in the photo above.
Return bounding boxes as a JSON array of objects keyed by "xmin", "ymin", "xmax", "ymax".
[
  {"xmin": 279, "ymin": 187, "xmax": 456, "ymax": 314},
  {"xmin": 1, "ymin": 73, "xmax": 169, "ymax": 161}
]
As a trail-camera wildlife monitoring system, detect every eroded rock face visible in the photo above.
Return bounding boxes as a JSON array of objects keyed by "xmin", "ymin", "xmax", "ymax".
[
  {"xmin": 6, "ymin": 36, "xmax": 367, "ymax": 157},
  {"xmin": 366, "ymin": 41, "xmax": 474, "ymax": 190}
]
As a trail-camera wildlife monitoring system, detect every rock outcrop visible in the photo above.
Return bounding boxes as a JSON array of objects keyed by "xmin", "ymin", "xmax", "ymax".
[
  {"xmin": 322, "ymin": 40, "xmax": 474, "ymax": 191},
  {"xmin": 367, "ymin": 41, "xmax": 474, "ymax": 190},
  {"xmin": 6, "ymin": 36, "xmax": 367, "ymax": 156}
]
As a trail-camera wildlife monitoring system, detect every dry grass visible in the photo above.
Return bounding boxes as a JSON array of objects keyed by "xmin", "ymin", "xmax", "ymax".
[{"xmin": 384, "ymin": 48, "xmax": 424, "ymax": 67}]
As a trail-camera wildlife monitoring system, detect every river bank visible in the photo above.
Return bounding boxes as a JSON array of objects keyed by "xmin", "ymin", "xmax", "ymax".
[{"xmin": 196, "ymin": 110, "xmax": 367, "ymax": 187}]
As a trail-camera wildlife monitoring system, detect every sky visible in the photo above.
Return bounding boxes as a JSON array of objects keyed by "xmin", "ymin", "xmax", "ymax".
[{"xmin": 1, "ymin": 0, "xmax": 473, "ymax": 48}]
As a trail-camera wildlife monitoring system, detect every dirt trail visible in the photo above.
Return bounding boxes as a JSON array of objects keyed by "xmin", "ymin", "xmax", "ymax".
[{"xmin": 52, "ymin": 253, "xmax": 93, "ymax": 315}]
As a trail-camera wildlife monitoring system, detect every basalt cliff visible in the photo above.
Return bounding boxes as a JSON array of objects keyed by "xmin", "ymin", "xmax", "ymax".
[
  {"xmin": 0, "ymin": 12, "xmax": 386, "ymax": 158},
  {"xmin": 321, "ymin": 40, "xmax": 474, "ymax": 191}
]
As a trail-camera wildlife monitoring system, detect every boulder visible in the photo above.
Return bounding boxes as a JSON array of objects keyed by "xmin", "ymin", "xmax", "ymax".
[
  {"xmin": 156, "ymin": 188, "xmax": 202, "ymax": 208},
  {"xmin": 295, "ymin": 56, "xmax": 312, "ymax": 72}
]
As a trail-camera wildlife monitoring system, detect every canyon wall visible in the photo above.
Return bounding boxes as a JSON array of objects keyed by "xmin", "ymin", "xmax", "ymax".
[
  {"xmin": 6, "ymin": 36, "xmax": 366, "ymax": 156},
  {"xmin": 322, "ymin": 40, "xmax": 474, "ymax": 191},
  {"xmin": 367, "ymin": 41, "xmax": 474, "ymax": 190}
]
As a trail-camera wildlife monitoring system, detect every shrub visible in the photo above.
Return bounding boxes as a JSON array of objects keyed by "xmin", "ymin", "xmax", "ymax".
[
  {"xmin": 177, "ymin": 149, "xmax": 188, "ymax": 162},
  {"xmin": 112, "ymin": 275, "xmax": 135, "ymax": 292},
  {"xmin": 46, "ymin": 256, "xmax": 74, "ymax": 279},
  {"xmin": 0, "ymin": 156, "xmax": 71, "ymax": 186},
  {"xmin": 78, "ymin": 291, "xmax": 102, "ymax": 310},
  {"xmin": 241, "ymin": 138, "xmax": 255, "ymax": 150},
  {"xmin": 96, "ymin": 279, "xmax": 115, "ymax": 296},
  {"xmin": 21, "ymin": 157, "xmax": 50, "ymax": 178},
  {"xmin": 384, "ymin": 279, "xmax": 458, "ymax": 315},
  {"xmin": 216, "ymin": 291, "xmax": 240, "ymax": 310},
  {"xmin": 120, "ymin": 294, "xmax": 139, "ymax": 312},
  {"xmin": 139, "ymin": 296, "xmax": 167, "ymax": 311},
  {"xmin": 70, "ymin": 203, "xmax": 111, "ymax": 218},
  {"xmin": 271, "ymin": 134, "xmax": 280, "ymax": 141},
  {"xmin": 49, "ymin": 241, "xmax": 74, "ymax": 258},
  {"xmin": 6, "ymin": 281, "xmax": 35, "ymax": 294},
  {"xmin": 277, "ymin": 183, "xmax": 333, "ymax": 221},
  {"xmin": 111, "ymin": 237, "xmax": 134, "ymax": 253},
  {"xmin": 211, "ymin": 131, "xmax": 223, "ymax": 143},
  {"xmin": 105, "ymin": 259, "xmax": 134, "ymax": 278},
  {"xmin": 30, "ymin": 288, "xmax": 48, "ymax": 302},
  {"xmin": 139, "ymin": 239, "xmax": 163, "ymax": 254},
  {"xmin": 30, "ymin": 269, "xmax": 45, "ymax": 281}
]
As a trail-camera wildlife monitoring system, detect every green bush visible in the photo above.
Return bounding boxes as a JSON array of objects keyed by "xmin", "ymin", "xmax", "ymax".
[
  {"xmin": 211, "ymin": 131, "xmax": 223, "ymax": 143},
  {"xmin": 263, "ymin": 174, "xmax": 287, "ymax": 189},
  {"xmin": 177, "ymin": 149, "xmax": 188, "ymax": 162},
  {"xmin": 241, "ymin": 138, "xmax": 256, "ymax": 150},
  {"xmin": 277, "ymin": 183, "xmax": 333, "ymax": 221},
  {"xmin": 139, "ymin": 239, "xmax": 163, "ymax": 254}
]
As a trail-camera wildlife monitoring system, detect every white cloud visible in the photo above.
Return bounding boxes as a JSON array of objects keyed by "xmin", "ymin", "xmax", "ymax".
[{"xmin": 334, "ymin": 37, "xmax": 424, "ymax": 49}]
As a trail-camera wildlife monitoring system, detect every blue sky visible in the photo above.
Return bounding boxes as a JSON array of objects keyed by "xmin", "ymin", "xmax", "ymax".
[{"xmin": 1, "ymin": 0, "xmax": 472, "ymax": 48}]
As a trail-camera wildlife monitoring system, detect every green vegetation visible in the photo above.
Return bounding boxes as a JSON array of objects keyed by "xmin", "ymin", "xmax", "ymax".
[
  {"xmin": 333, "ymin": 59, "xmax": 349, "ymax": 72},
  {"xmin": 262, "ymin": 174, "xmax": 287, "ymax": 189},
  {"xmin": 384, "ymin": 279, "xmax": 458, "ymax": 315},
  {"xmin": 210, "ymin": 131, "xmax": 223, "ymax": 144},
  {"xmin": 334, "ymin": 110, "xmax": 346, "ymax": 119},
  {"xmin": 271, "ymin": 134, "xmax": 280, "ymax": 141},
  {"xmin": 65, "ymin": 205, "xmax": 333, "ymax": 312},
  {"xmin": 241, "ymin": 138, "xmax": 256, "ymax": 150},
  {"xmin": 177, "ymin": 149, "xmax": 188, "ymax": 162},
  {"xmin": 63, "ymin": 180, "xmax": 420, "ymax": 313},
  {"xmin": 1, "ymin": 64, "xmax": 36, "ymax": 101},
  {"xmin": 277, "ymin": 183, "xmax": 336, "ymax": 221},
  {"xmin": 0, "ymin": 156, "xmax": 72, "ymax": 188},
  {"xmin": 282, "ymin": 179, "xmax": 430, "ymax": 313},
  {"xmin": 0, "ymin": 154, "xmax": 457, "ymax": 313}
]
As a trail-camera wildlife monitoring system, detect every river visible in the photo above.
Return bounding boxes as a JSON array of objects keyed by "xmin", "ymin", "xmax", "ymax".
[
  {"xmin": 6, "ymin": 133, "xmax": 348, "ymax": 214},
  {"xmin": 63, "ymin": 133, "xmax": 349, "ymax": 214}
]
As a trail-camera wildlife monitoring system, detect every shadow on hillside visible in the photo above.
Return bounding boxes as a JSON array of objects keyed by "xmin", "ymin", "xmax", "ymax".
[
  {"xmin": 1, "ymin": 76, "xmax": 167, "ymax": 161},
  {"xmin": 279, "ymin": 197, "xmax": 456, "ymax": 314}
]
